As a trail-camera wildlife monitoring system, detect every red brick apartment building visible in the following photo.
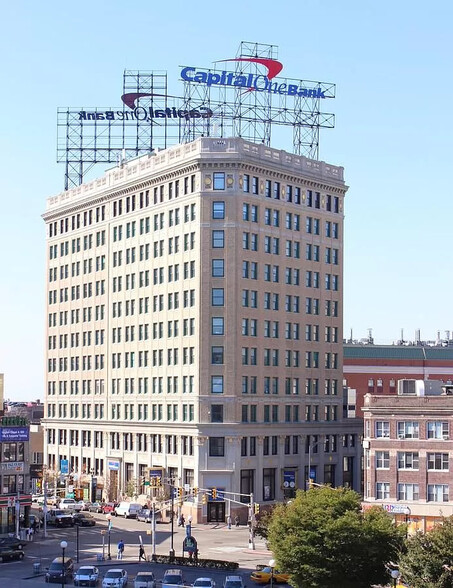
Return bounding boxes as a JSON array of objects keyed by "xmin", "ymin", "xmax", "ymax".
[
  {"xmin": 344, "ymin": 344, "xmax": 453, "ymax": 415},
  {"xmin": 362, "ymin": 386, "xmax": 453, "ymax": 532}
]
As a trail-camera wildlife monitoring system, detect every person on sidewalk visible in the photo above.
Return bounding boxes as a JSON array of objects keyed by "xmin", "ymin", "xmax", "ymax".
[
  {"xmin": 117, "ymin": 539, "xmax": 125, "ymax": 560},
  {"xmin": 235, "ymin": 515, "xmax": 240, "ymax": 527},
  {"xmin": 227, "ymin": 515, "xmax": 232, "ymax": 529},
  {"xmin": 138, "ymin": 544, "xmax": 146, "ymax": 562}
]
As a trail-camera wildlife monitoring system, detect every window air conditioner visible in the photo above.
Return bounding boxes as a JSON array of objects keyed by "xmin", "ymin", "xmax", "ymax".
[
  {"xmin": 443, "ymin": 434, "xmax": 449, "ymax": 441},
  {"xmin": 398, "ymin": 433, "xmax": 405, "ymax": 440}
]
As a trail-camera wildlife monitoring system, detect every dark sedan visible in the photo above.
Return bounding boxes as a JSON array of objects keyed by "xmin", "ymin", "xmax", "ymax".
[
  {"xmin": 73, "ymin": 512, "xmax": 96, "ymax": 527},
  {"xmin": 0, "ymin": 536, "xmax": 26, "ymax": 550},
  {"xmin": 136, "ymin": 508, "xmax": 152, "ymax": 523},
  {"xmin": 0, "ymin": 546, "xmax": 25, "ymax": 562}
]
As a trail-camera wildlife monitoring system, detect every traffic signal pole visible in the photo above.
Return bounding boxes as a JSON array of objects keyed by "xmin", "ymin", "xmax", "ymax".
[{"xmin": 170, "ymin": 484, "xmax": 175, "ymax": 560}]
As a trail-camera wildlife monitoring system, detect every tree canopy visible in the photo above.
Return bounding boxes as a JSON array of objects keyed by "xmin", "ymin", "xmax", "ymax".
[
  {"xmin": 267, "ymin": 486, "xmax": 405, "ymax": 588},
  {"xmin": 398, "ymin": 517, "xmax": 453, "ymax": 588}
]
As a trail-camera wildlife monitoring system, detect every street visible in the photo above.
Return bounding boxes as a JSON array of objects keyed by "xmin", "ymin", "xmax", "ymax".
[{"xmin": 0, "ymin": 512, "xmax": 279, "ymax": 587}]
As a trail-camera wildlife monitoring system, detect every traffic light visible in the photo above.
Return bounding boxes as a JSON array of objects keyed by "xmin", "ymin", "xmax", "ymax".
[
  {"xmin": 150, "ymin": 477, "xmax": 156, "ymax": 487},
  {"xmin": 192, "ymin": 487, "xmax": 198, "ymax": 497},
  {"xmin": 308, "ymin": 479, "xmax": 314, "ymax": 489},
  {"xmin": 202, "ymin": 493, "xmax": 207, "ymax": 505},
  {"xmin": 177, "ymin": 487, "xmax": 183, "ymax": 498},
  {"xmin": 211, "ymin": 487, "xmax": 217, "ymax": 500},
  {"xmin": 156, "ymin": 476, "xmax": 162, "ymax": 487},
  {"xmin": 254, "ymin": 503, "xmax": 260, "ymax": 515},
  {"xmin": 141, "ymin": 476, "xmax": 145, "ymax": 486}
]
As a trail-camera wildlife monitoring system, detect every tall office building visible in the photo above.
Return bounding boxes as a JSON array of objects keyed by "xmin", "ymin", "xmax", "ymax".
[{"xmin": 43, "ymin": 137, "xmax": 361, "ymax": 521}]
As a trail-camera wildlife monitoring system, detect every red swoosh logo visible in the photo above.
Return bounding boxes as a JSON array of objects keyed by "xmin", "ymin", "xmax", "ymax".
[
  {"xmin": 121, "ymin": 92, "xmax": 177, "ymax": 109},
  {"xmin": 216, "ymin": 57, "xmax": 283, "ymax": 80}
]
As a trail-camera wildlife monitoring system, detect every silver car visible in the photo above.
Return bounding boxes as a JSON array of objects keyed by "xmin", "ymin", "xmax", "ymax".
[
  {"xmin": 134, "ymin": 571, "xmax": 156, "ymax": 588},
  {"xmin": 74, "ymin": 565, "xmax": 100, "ymax": 586},
  {"xmin": 102, "ymin": 569, "xmax": 128, "ymax": 587}
]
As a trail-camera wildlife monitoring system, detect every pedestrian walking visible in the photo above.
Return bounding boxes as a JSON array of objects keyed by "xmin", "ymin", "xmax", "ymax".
[
  {"xmin": 117, "ymin": 539, "xmax": 125, "ymax": 560},
  {"xmin": 235, "ymin": 515, "xmax": 240, "ymax": 527},
  {"xmin": 27, "ymin": 526, "xmax": 34, "ymax": 542},
  {"xmin": 138, "ymin": 544, "xmax": 146, "ymax": 562},
  {"xmin": 227, "ymin": 515, "xmax": 232, "ymax": 529}
]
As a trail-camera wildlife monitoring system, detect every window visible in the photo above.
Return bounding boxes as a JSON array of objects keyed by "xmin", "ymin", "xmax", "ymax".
[
  {"xmin": 212, "ymin": 259, "xmax": 224, "ymax": 277},
  {"xmin": 212, "ymin": 230, "xmax": 225, "ymax": 248},
  {"xmin": 240, "ymin": 469, "xmax": 254, "ymax": 503},
  {"xmin": 398, "ymin": 484, "xmax": 419, "ymax": 501},
  {"xmin": 209, "ymin": 437, "xmax": 225, "ymax": 456},
  {"xmin": 427, "ymin": 453, "xmax": 449, "ymax": 470},
  {"xmin": 213, "ymin": 173, "xmax": 225, "ymax": 190},
  {"xmin": 397, "ymin": 452, "xmax": 419, "ymax": 470},
  {"xmin": 212, "ymin": 317, "xmax": 224, "ymax": 335},
  {"xmin": 211, "ymin": 346, "xmax": 224, "ymax": 364},
  {"xmin": 427, "ymin": 484, "xmax": 449, "ymax": 502},
  {"xmin": 376, "ymin": 482, "xmax": 390, "ymax": 500},
  {"xmin": 375, "ymin": 451, "xmax": 390, "ymax": 469},
  {"xmin": 211, "ymin": 405, "xmax": 224, "ymax": 423},
  {"xmin": 212, "ymin": 202, "xmax": 225, "ymax": 219},
  {"xmin": 375, "ymin": 421, "xmax": 390, "ymax": 438},
  {"xmin": 211, "ymin": 376, "xmax": 224, "ymax": 394},
  {"xmin": 263, "ymin": 468, "xmax": 275, "ymax": 501},
  {"xmin": 211, "ymin": 288, "xmax": 224, "ymax": 306},
  {"xmin": 427, "ymin": 421, "xmax": 449, "ymax": 439},
  {"xmin": 397, "ymin": 421, "xmax": 419, "ymax": 439}
]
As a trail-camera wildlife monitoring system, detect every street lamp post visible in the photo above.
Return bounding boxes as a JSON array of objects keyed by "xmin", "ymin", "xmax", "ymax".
[
  {"xmin": 269, "ymin": 558, "xmax": 276, "ymax": 588},
  {"xmin": 106, "ymin": 514, "xmax": 112, "ymax": 560},
  {"xmin": 307, "ymin": 439, "xmax": 321, "ymax": 489},
  {"xmin": 390, "ymin": 569, "xmax": 399, "ymax": 588},
  {"xmin": 60, "ymin": 540, "xmax": 68, "ymax": 587}
]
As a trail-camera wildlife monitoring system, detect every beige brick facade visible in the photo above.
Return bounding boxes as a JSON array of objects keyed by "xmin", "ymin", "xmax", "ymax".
[{"xmin": 42, "ymin": 138, "xmax": 361, "ymax": 520}]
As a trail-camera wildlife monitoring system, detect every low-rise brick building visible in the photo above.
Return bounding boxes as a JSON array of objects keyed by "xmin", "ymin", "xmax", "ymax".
[{"xmin": 362, "ymin": 382, "xmax": 453, "ymax": 532}]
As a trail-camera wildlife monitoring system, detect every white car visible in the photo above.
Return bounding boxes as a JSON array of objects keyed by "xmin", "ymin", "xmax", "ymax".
[
  {"xmin": 102, "ymin": 568, "xmax": 128, "ymax": 587},
  {"xmin": 74, "ymin": 565, "xmax": 100, "ymax": 586},
  {"xmin": 193, "ymin": 578, "xmax": 216, "ymax": 588},
  {"xmin": 59, "ymin": 498, "xmax": 83, "ymax": 511},
  {"xmin": 162, "ymin": 569, "xmax": 184, "ymax": 588},
  {"xmin": 223, "ymin": 577, "xmax": 245, "ymax": 588},
  {"xmin": 134, "ymin": 571, "xmax": 156, "ymax": 588}
]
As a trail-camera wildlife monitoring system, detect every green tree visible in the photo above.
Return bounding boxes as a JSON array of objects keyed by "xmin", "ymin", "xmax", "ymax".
[
  {"xmin": 398, "ymin": 517, "xmax": 453, "ymax": 588},
  {"xmin": 267, "ymin": 487, "xmax": 404, "ymax": 588}
]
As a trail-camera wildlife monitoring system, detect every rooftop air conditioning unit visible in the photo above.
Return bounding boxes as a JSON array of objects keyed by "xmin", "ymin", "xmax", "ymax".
[{"xmin": 398, "ymin": 380, "xmax": 416, "ymax": 395}]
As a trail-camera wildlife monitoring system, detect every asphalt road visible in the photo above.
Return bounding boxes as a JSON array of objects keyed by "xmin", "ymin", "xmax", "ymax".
[{"xmin": 0, "ymin": 512, "xmax": 280, "ymax": 588}]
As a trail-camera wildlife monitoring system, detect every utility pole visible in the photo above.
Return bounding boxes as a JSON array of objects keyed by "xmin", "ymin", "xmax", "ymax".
[
  {"xmin": 249, "ymin": 492, "xmax": 256, "ymax": 550},
  {"xmin": 43, "ymin": 481, "xmax": 48, "ymax": 539},
  {"xmin": 151, "ymin": 503, "xmax": 156, "ymax": 560},
  {"xmin": 169, "ymin": 482, "xmax": 175, "ymax": 560}
]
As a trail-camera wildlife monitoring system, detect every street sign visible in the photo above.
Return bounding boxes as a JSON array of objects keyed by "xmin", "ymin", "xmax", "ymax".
[{"xmin": 60, "ymin": 459, "xmax": 69, "ymax": 474}]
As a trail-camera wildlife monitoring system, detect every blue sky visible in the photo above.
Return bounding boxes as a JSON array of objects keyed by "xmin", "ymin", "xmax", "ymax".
[{"xmin": 1, "ymin": 1, "xmax": 452, "ymax": 400}]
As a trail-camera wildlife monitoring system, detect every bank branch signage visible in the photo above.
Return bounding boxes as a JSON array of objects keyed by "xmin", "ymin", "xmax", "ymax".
[{"xmin": 58, "ymin": 41, "xmax": 335, "ymax": 190}]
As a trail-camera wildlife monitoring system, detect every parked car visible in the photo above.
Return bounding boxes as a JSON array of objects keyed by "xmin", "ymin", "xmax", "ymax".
[
  {"xmin": 0, "ymin": 546, "xmax": 25, "ymax": 562},
  {"xmin": 59, "ymin": 498, "xmax": 83, "ymax": 511},
  {"xmin": 47, "ymin": 509, "xmax": 74, "ymax": 527},
  {"xmin": 89, "ymin": 502, "xmax": 103, "ymax": 513},
  {"xmin": 102, "ymin": 568, "xmax": 128, "ymax": 587},
  {"xmin": 73, "ymin": 512, "xmax": 96, "ymax": 527},
  {"xmin": 136, "ymin": 508, "xmax": 152, "ymax": 523},
  {"xmin": 134, "ymin": 571, "xmax": 156, "ymax": 588},
  {"xmin": 0, "ymin": 536, "xmax": 26, "ymax": 550},
  {"xmin": 250, "ymin": 567, "xmax": 290, "ymax": 584},
  {"xmin": 193, "ymin": 578, "xmax": 216, "ymax": 588},
  {"xmin": 114, "ymin": 502, "xmax": 141, "ymax": 518},
  {"xmin": 162, "ymin": 569, "xmax": 185, "ymax": 588},
  {"xmin": 78, "ymin": 501, "xmax": 92, "ymax": 511},
  {"xmin": 223, "ymin": 577, "xmax": 245, "ymax": 588},
  {"xmin": 101, "ymin": 502, "xmax": 117, "ymax": 514},
  {"xmin": 45, "ymin": 556, "xmax": 75, "ymax": 583},
  {"xmin": 74, "ymin": 565, "xmax": 100, "ymax": 586}
]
